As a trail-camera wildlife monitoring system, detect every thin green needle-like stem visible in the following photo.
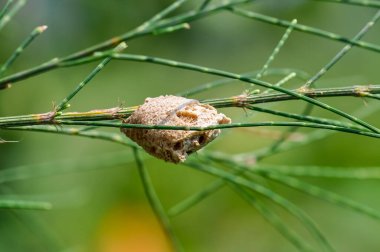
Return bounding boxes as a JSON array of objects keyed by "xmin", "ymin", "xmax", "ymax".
[
  {"xmin": 0, "ymin": 199, "xmax": 52, "ymax": 210},
  {"xmin": 153, "ymin": 22, "xmax": 190, "ymax": 35},
  {"xmin": 168, "ymin": 102, "xmax": 380, "ymax": 217},
  {"xmin": 0, "ymin": 25, "xmax": 47, "ymax": 78},
  {"xmin": 254, "ymin": 165, "xmax": 380, "ymax": 179},
  {"xmin": 137, "ymin": 0, "xmax": 188, "ymax": 31},
  {"xmin": 363, "ymin": 93, "xmax": 380, "ymax": 101},
  {"xmin": 54, "ymin": 120, "xmax": 380, "ymax": 140},
  {"xmin": 4, "ymin": 125, "xmax": 138, "ymax": 148},
  {"xmin": 133, "ymin": 148, "xmax": 183, "ymax": 252},
  {"xmin": 199, "ymin": 0, "xmax": 212, "ymax": 10},
  {"xmin": 109, "ymin": 53, "xmax": 379, "ymax": 132},
  {"xmin": 178, "ymin": 68, "xmax": 309, "ymax": 97},
  {"xmin": 258, "ymin": 171, "xmax": 380, "ymax": 220},
  {"xmin": 244, "ymin": 105, "xmax": 363, "ymax": 130},
  {"xmin": 261, "ymin": 72, "xmax": 296, "ymax": 95},
  {"xmin": 0, "ymin": 0, "xmax": 14, "ymax": 21},
  {"xmin": 185, "ymin": 161, "xmax": 334, "ymax": 252},
  {"xmin": 0, "ymin": 0, "xmax": 252, "ymax": 88},
  {"xmin": 229, "ymin": 7, "xmax": 380, "ymax": 54},
  {"xmin": 230, "ymin": 184, "xmax": 314, "ymax": 252},
  {"xmin": 285, "ymin": 10, "xmax": 380, "ymax": 161},
  {"xmin": 304, "ymin": 10, "xmax": 380, "ymax": 88},
  {"xmin": 168, "ymin": 177, "xmax": 223, "ymax": 216},
  {"xmin": 55, "ymin": 42, "xmax": 127, "ymax": 113},
  {"xmin": 0, "ymin": 0, "xmax": 25, "ymax": 31},
  {"xmin": 256, "ymin": 19, "xmax": 297, "ymax": 80},
  {"xmin": 222, "ymin": 158, "xmax": 380, "ymax": 221},
  {"xmin": 312, "ymin": 0, "xmax": 380, "ymax": 8},
  {"xmin": 0, "ymin": 84, "xmax": 379, "ymax": 128}
]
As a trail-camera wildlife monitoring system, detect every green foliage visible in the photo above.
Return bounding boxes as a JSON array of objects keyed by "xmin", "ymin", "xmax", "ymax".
[{"xmin": 1, "ymin": 0, "xmax": 380, "ymax": 251}]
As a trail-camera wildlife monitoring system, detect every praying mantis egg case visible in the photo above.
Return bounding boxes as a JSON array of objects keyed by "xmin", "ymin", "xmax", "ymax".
[{"xmin": 121, "ymin": 95, "xmax": 231, "ymax": 163}]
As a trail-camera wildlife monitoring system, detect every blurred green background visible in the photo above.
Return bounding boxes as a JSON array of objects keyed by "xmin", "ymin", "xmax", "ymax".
[{"xmin": 1, "ymin": 0, "xmax": 380, "ymax": 251}]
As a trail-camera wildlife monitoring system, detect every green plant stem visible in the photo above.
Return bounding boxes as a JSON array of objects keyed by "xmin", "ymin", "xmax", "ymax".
[
  {"xmin": 0, "ymin": 84, "xmax": 379, "ymax": 127},
  {"xmin": 0, "ymin": 0, "xmax": 25, "ymax": 31},
  {"xmin": 199, "ymin": 0, "xmax": 212, "ymax": 10},
  {"xmin": 0, "ymin": 0, "xmax": 14, "ymax": 21},
  {"xmin": 177, "ymin": 68, "xmax": 310, "ymax": 97},
  {"xmin": 230, "ymin": 184, "xmax": 314, "ymax": 252},
  {"xmin": 108, "ymin": 53, "xmax": 380, "ymax": 132},
  {"xmin": 4, "ymin": 125, "xmax": 138, "ymax": 148},
  {"xmin": 185, "ymin": 161, "xmax": 334, "ymax": 252},
  {"xmin": 168, "ymin": 103, "xmax": 380, "ymax": 216},
  {"xmin": 257, "ymin": 171, "xmax": 380, "ymax": 220},
  {"xmin": 285, "ymin": 9, "xmax": 380, "ymax": 162},
  {"xmin": 0, "ymin": 0, "xmax": 252, "ymax": 88},
  {"xmin": 51, "ymin": 121, "xmax": 380, "ymax": 139},
  {"xmin": 229, "ymin": 7, "xmax": 380, "ymax": 54},
  {"xmin": 312, "ymin": 0, "xmax": 380, "ymax": 8},
  {"xmin": 133, "ymin": 148, "xmax": 183, "ymax": 252},
  {"xmin": 363, "ymin": 93, "xmax": 380, "ymax": 101},
  {"xmin": 304, "ymin": 10, "xmax": 380, "ymax": 88},
  {"xmin": 153, "ymin": 22, "xmax": 190, "ymax": 35},
  {"xmin": 209, "ymin": 156, "xmax": 380, "ymax": 223},
  {"xmin": 244, "ymin": 105, "xmax": 363, "ymax": 130},
  {"xmin": 256, "ymin": 19, "xmax": 297, "ymax": 80},
  {"xmin": 0, "ymin": 25, "xmax": 47, "ymax": 78},
  {"xmin": 0, "ymin": 151, "xmax": 138, "ymax": 184},
  {"xmin": 0, "ymin": 199, "xmax": 52, "ymax": 210},
  {"xmin": 55, "ymin": 42, "xmax": 127, "ymax": 113},
  {"xmin": 253, "ymin": 165, "xmax": 380, "ymax": 179},
  {"xmin": 137, "ymin": 0, "xmax": 188, "ymax": 31}
]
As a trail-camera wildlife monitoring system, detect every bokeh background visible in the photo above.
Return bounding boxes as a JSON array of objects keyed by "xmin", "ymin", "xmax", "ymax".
[{"xmin": 1, "ymin": 0, "xmax": 380, "ymax": 251}]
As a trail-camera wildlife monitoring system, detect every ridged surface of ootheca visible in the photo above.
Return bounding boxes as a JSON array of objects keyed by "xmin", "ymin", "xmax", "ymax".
[{"xmin": 121, "ymin": 95, "xmax": 231, "ymax": 163}]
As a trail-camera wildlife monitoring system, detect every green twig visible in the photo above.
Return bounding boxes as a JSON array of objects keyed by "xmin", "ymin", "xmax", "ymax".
[
  {"xmin": 0, "ymin": 0, "xmax": 253, "ymax": 88},
  {"xmin": 256, "ymin": 19, "xmax": 297, "ymax": 80},
  {"xmin": 167, "ymin": 103, "xmax": 380, "ymax": 216},
  {"xmin": 137, "ymin": 0, "xmax": 188, "ymax": 31},
  {"xmin": 185, "ymin": 161, "xmax": 334, "ymax": 252},
  {"xmin": 47, "ymin": 120, "xmax": 380, "ymax": 139},
  {"xmin": 109, "ymin": 53, "xmax": 380, "ymax": 132},
  {"xmin": 55, "ymin": 42, "xmax": 127, "ymax": 113},
  {"xmin": 3, "ymin": 125, "xmax": 138, "ymax": 148},
  {"xmin": 244, "ymin": 105, "xmax": 363, "ymax": 130},
  {"xmin": 153, "ymin": 22, "xmax": 190, "ymax": 35},
  {"xmin": 0, "ymin": 84, "xmax": 379, "ymax": 128},
  {"xmin": 0, "ymin": 0, "xmax": 26, "ymax": 31},
  {"xmin": 0, "ymin": 0, "xmax": 14, "ymax": 21},
  {"xmin": 253, "ymin": 165, "xmax": 380, "ymax": 179},
  {"xmin": 304, "ymin": 10, "xmax": 380, "ymax": 88},
  {"xmin": 229, "ymin": 7, "xmax": 380, "ymax": 54},
  {"xmin": 230, "ymin": 184, "xmax": 314, "ymax": 252},
  {"xmin": 253, "ymin": 171, "xmax": 380, "ymax": 221},
  {"xmin": 199, "ymin": 0, "xmax": 212, "ymax": 11},
  {"xmin": 178, "ymin": 68, "xmax": 310, "ymax": 97},
  {"xmin": 312, "ymin": 0, "xmax": 380, "ymax": 8},
  {"xmin": 0, "ymin": 199, "xmax": 52, "ymax": 210},
  {"xmin": 0, "ymin": 25, "xmax": 47, "ymax": 78},
  {"xmin": 133, "ymin": 148, "xmax": 183, "ymax": 252}
]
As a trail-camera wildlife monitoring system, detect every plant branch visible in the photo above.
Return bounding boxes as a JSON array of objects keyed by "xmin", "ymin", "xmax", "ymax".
[
  {"xmin": 0, "ymin": 0, "xmax": 14, "ymax": 23},
  {"xmin": 133, "ymin": 148, "xmax": 183, "ymax": 252},
  {"xmin": 0, "ymin": 25, "xmax": 47, "ymax": 78},
  {"xmin": 229, "ymin": 7, "xmax": 380, "ymax": 54},
  {"xmin": 0, "ymin": 0, "xmax": 25, "ymax": 31},
  {"xmin": 311, "ymin": 0, "xmax": 380, "ymax": 8},
  {"xmin": 0, "ymin": 0, "xmax": 253, "ymax": 88},
  {"xmin": 0, "ymin": 199, "xmax": 52, "ymax": 210},
  {"xmin": 303, "ymin": 10, "xmax": 380, "ymax": 88},
  {"xmin": 55, "ymin": 42, "xmax": 127, "ymax": 113},
  {"xmin": 0, "ymin": 84, "xmax": 379, "ymax": 128}
]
